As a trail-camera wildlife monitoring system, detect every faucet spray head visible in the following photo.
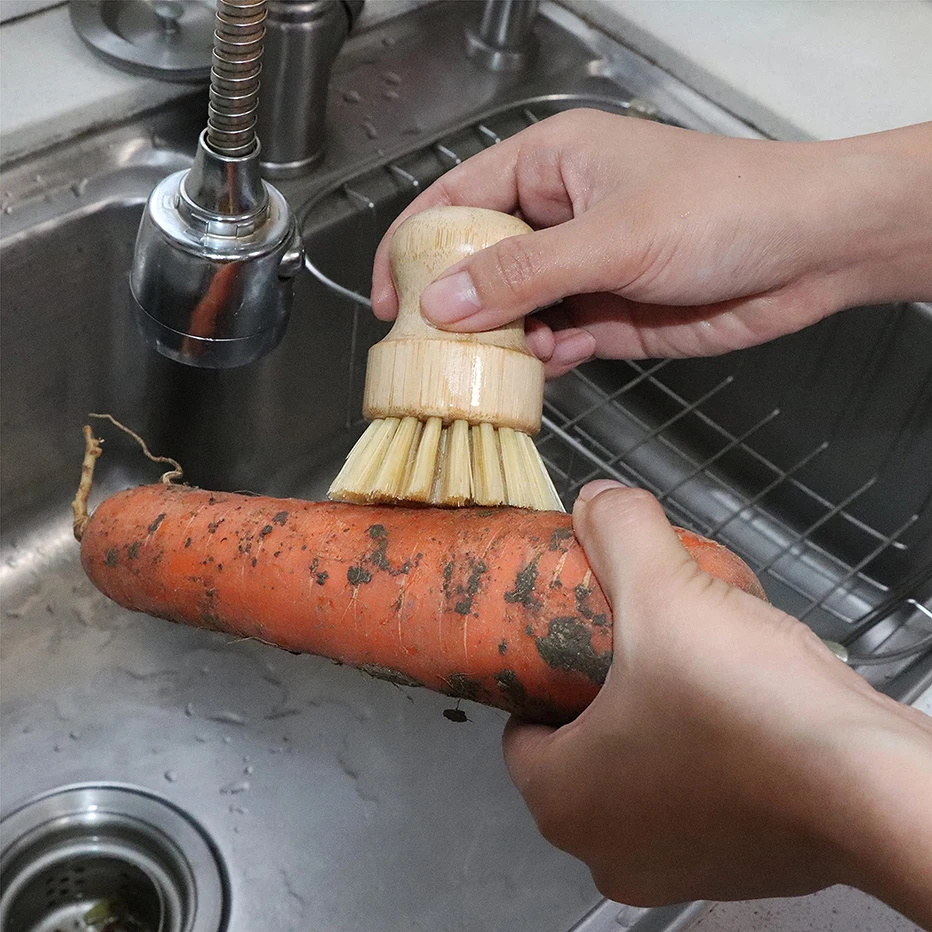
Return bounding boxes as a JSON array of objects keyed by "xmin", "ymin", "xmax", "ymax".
[{"xmin": 129, "ymin": 0, "xmax": 304, "ymax": 368}]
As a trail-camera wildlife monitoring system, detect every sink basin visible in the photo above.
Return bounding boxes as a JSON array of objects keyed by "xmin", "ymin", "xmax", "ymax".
[{"xmin": 2, "ymin": 4, "xmax": 930, "ymax": 932}]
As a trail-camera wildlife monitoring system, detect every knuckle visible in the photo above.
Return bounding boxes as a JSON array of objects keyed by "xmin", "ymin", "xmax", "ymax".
[
  {"xmin": 784, "ymin": 614, "xmax": 830, "ymax": 655},
  {"xmin": 548, "ymin": 107, "xmax": 603, "ymax": 133},
  {"xmin": 485, "ymin": 235, "xmax": 540, "ymax": 304}
]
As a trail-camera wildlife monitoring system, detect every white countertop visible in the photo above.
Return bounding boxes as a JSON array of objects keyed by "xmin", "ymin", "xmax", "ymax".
[{"xmin": 566, "ymin": 0, "xmax": 932, "ymax": 141}]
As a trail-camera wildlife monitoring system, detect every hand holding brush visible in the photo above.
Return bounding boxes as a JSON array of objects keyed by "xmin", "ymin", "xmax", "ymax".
[{"xmin": 329, "ymin": 206, "xmax": 563, "ymax": 511}]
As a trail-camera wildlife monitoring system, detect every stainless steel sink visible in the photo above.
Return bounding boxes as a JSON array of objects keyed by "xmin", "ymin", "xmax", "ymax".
[{"xmin": 2, "ymin": 4, "xmax": 930, "ymax": 932}]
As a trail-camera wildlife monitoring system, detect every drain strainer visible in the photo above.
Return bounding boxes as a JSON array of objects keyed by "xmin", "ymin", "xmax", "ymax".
[{"xmin": 0, "ymin": 784, "xmax": 227, "ymax": 932}]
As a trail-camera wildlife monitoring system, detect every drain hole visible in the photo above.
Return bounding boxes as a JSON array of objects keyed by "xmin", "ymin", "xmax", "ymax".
[
  {"xmin": 2, "ymin": 785, "xmax": 228, "ymax": 932},
  {"xmin": 5, "ymin": 855, "xmax": 161, "ymax": 932}
]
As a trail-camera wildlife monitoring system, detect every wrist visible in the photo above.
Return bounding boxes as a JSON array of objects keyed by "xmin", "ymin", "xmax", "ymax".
[
  {"xmin": 804, "ymin": 124, "xmax": 932, "ymax": 308},
  {"xmin": 805, "ymin": 694, "xmax": 932, "ymax": 924}
]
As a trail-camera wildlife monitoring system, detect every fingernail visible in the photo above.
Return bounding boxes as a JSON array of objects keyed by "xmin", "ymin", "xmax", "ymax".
[
  {"xmin": 578, "ymin": 479, "xmax": 626, "ymax": 502},
  {"xmin": 524, "ymin": 323, "xmax": 555, "ymax": 362},
  {"xmin": 421, "ymin": 271, "xmax": 481, "ymax": 324}
]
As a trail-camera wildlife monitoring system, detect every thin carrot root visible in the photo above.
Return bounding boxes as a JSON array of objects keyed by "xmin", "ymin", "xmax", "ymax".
[
  {"xmin": 72, "ymin": 415, "xmax": 184, "ymax": 542},
  {"xmin": 89, "ymin": 413, "xmax": 183, "ymax": 484},
  {"xmin": 72, "ymin": 425, "xmax": 103, "ymax": 542}
]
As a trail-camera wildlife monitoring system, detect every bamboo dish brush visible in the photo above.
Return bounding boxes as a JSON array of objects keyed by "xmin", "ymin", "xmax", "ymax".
[{"xmin": 328, "ymin": 206, "xmax": 564, "ymax": 512}]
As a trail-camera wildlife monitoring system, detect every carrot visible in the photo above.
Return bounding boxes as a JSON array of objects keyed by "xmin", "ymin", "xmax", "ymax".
[{"xmin": 77, "ymin": 477, "xmax": 765, "ymax": 726}]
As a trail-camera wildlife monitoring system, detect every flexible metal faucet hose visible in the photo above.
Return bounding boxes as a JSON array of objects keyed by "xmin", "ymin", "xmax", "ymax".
[{"xmin": 207, "ymin": 0, "xmax": 267, "ymax": 157}]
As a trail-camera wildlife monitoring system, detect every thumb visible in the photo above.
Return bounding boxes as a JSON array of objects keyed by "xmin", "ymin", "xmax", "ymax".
[
  {"xmin": 420, "ymin": 215, "xmax": 620, "ymax": 332},
  {"xmin": 572, "ymin": 481, "xmax": 696, "ymax": 618}
]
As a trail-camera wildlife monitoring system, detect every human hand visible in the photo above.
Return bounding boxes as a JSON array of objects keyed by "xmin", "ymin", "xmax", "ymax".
[
  {"xmin": 371, "ymin": 112, "xmax": 932, "ymax": 377},
  {"xmin": 502, "ymin": 480, "xmax": 932, "ymax": 923}
]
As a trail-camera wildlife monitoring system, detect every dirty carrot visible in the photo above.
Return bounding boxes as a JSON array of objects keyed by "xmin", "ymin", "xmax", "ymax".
[{"xmin": 75, "ymin": 429, "xmax": 765, "ymax": 725}]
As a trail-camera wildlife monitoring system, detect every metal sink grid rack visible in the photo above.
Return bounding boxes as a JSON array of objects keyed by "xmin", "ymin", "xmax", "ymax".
[{"xmin": 303, "ymin": 100, "xmax": 932, "ymax": 698}]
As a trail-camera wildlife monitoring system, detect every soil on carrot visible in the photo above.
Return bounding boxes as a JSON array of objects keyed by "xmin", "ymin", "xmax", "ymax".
[
  {"xmin": 494, "ymin": 669, "xmax": 527, "ymax": 705},
  {"xmin": 365, "ymin": 523, "xmax": 415, "ymax": 576},
  {"xmin": 503, "ymin": 560, "xmax": 540, "ymax": 608},
  {"xmin": 440, "ymin": 555, "xmax": 489, "ymax": 616},
  {"xmin": 548, "ymin": 526, "xmax": 574, "ymax": 552},
  {"xmin": 535, "ymin": 616, "xmax": 613, "ymax": 685},
  {"xmin": 446, "ymin": 672, "xmax": 483, "ymax": 702},
  {"xmin": 358, "ymin": 662, "xmax": 425, "ymax": 690}
]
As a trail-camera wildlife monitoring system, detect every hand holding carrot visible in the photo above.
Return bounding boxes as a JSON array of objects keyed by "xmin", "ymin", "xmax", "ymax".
[
  {"xmin": 371, "ymin": 112, "xmax": 932, "ymax": 377},
  {"xmin": 503, "ymin": 480, "xmax": 932, "ymax": 924}
]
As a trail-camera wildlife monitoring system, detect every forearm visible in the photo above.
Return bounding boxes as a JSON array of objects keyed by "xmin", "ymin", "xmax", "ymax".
[
  {"xmin": 819, "ymin": 698, "xmax": 932, "ymax": 927},
  {"xmin": 813, "ymin": 122, "xmax": 932, "ymax": 309}
]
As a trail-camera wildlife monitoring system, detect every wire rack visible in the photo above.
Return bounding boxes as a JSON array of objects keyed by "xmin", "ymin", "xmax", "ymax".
[{"xmin": 304, "ymin": 99, "xmax": 932, "ymax": 689}]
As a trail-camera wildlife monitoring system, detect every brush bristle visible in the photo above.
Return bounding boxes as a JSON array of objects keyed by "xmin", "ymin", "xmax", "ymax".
[{"xmin": 328, "ymin": 417, "xmax": 564, "ymax": 512}]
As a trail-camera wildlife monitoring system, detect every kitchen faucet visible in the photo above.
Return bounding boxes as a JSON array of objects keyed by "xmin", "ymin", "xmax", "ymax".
[
  {"xmin": 130, "ymin": 0, "xmax": 537, "ymax": 369},
  {"xmin": 130, "ymin": 0, "xmax": 359, "ymax": 369},
  {"xmin": 467, "ymin": 0, "xmax": 540, "ymax": 72}
]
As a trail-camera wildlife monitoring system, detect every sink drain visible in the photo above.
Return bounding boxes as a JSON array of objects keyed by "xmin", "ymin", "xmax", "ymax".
[{"xmin": 0, "ymin": 784, "xmax": 227, "ymax": 932}]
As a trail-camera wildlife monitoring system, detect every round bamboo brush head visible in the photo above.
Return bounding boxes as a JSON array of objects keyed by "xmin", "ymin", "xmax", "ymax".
[{"xmin": 329, "ymin": 206, "xmax": 563, "ymax": 512}]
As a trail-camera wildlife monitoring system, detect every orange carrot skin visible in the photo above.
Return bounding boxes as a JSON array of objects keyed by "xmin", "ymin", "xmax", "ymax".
[{"xmin": 80, "ymin": 485, "xmax": 765, "ymax": 724}]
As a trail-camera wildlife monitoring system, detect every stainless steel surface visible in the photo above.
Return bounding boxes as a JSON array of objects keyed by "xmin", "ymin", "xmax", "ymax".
[
  {"xmin": 256, "ymin": 0, "xmax": 358, "ymax": 176},
  {"xmin": 467, "ymin": 0, "xmax": 539, "ymax": 72},
  {"xmin": 0, "ymin": 784, "xmax": 227, "ymax": 932},
  {"xmin": 69, "ymin": 0, "xmax": 216, "ymax": 82},
  {"xmin": 569, "ymin": 899, "xmax": 710, "ymax": 932},
  {"xmin": 130, "ymin": 130, "xmax": 304, "ymax": 368},
  {"xmin": 2, "ymin": 4, "xmax": 930, "ymax": 931}
]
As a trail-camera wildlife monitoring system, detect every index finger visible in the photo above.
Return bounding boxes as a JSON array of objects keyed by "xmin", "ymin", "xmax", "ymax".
[{"xmin": 370, "ymin": 132, "xmax": 525, "ymax": 320}]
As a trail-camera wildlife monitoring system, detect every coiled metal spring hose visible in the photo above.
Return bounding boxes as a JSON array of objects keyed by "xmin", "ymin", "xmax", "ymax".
[{"xmin": 207, "ymin": 0, "xmax": 267, "ymax": 157}]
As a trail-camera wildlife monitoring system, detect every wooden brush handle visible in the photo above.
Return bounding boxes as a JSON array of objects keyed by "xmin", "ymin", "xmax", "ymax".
[{"xmin": 363, "ymin": 206, "xmax": 545, "ymax": 433}]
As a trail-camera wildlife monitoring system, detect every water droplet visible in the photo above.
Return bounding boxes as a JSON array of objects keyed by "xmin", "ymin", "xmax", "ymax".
[
  {"xmin": 222, "ymin": 736, "xmax": 232, "ymax": 744},
  {"xmin": 361, "ymin": 120, "xmax": 378, "ymax": 140},
  {"xmin": 53, "ymin": 744, "xmax": 62, "ymax": 752},
  {"xmin": 21, "ymin": 725, "xmax": 32, "ymax": 734},
  {"xmin": 220, "ymin": 780, "xmax": 250, "ymax": 795},
  {"xmin": 71, "ymin": 179, "xmax": 88, "ymax": 197},
  {"xmin": 200, "ymin": 665, "xmax": 210, "ymax": 675},
  {"xmin": 383, "ymin": 89, "xmax": 399, "ymax": 101},
  {"xmin": 229, "ymin": 804, "xmax": 248, "ymax": 814},
  {"xmin": 243, "ymin": 764, "xmax": 254, "ymax": 775},
  {"xmin": 233, "ymin": 825, "xmax": 241, "ymax": 833},
  {"xmin": 381, "ymin": 35, "xmax": 395, "ymax": 48},
  {"xmin": 195, "ymin": 734, "xmax": 208, "ymax": 743},
  {"xmin": 184, "ymin": 702, "xmax": 195, "ymax": 717},
  {"xmin": 3, "ymin": 206, "xmax": 11, "ymax": 215},
  {"xmin": 164, "ymin": 770, "xmax": 178, "ymax": 783},
  {"xmin": 382, "ymin": 71, "xmax": 402, "ymax": 86},
  {"xmin": 342, "ymin": 89, "xmax": 361, "ymax": 104},
  {"xmin": 69, "ymin": 730, "xmax": 81, "ymax": 740},
  {"xmin": 207, "ymin": 710, "xmax": 246, "ymax": 725}
]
